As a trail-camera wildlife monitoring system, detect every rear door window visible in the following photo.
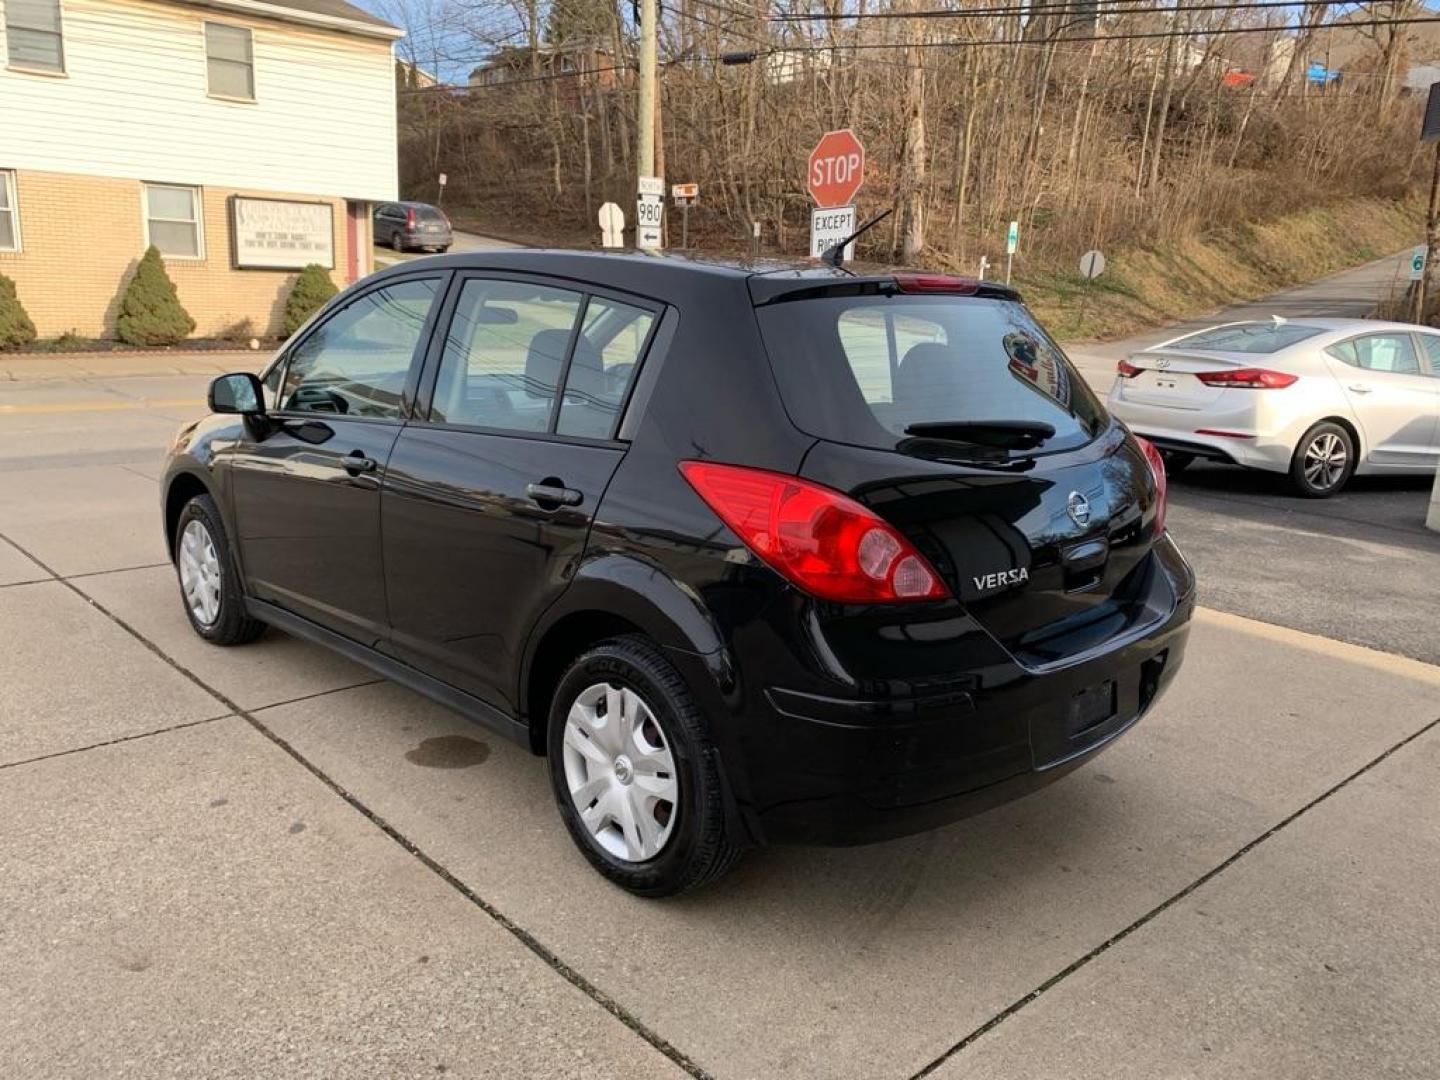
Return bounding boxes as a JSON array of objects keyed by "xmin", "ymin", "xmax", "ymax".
[
  {"xmin": 1331, "ymin": 333, "xmax": 1421, "ymax": 375},
  {"xmin": 429, "ymin": 279, "xmax": 585, "ymax": 432},
  {"xmin": 756, "ymin": 295, "xmax": 1105, "ymax": 453}
]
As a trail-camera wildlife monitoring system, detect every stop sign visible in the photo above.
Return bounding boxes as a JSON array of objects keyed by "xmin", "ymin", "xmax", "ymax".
[{"xmin": 808, "ymin": 129, "xmax": 865, "ymax": 209}]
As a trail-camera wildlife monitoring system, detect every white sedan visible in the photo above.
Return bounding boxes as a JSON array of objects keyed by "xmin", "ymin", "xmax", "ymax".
[{"xmin": 1106, "ymin": 318, "xmax": 1440, "ymax": 497}]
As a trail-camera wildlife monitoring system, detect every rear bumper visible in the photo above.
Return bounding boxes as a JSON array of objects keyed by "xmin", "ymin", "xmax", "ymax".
[
  {"xmin": 1107, "ymin": 389, "xmax": 1309, "ymax": 473},
  {"xmin": 733, "ymin": 540, "xmax": 1196, "ymax": 846}
]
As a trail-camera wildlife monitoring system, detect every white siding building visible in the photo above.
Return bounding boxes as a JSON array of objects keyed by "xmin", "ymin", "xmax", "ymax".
[{"xmin": 0, "ymin": 0, "xmax": 402, "ymax": 337}]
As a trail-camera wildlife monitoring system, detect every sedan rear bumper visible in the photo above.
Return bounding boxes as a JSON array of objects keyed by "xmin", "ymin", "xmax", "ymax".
[{"xmin": 1107, "ymin": 386, "xmax": 1316, "ymax": 473}]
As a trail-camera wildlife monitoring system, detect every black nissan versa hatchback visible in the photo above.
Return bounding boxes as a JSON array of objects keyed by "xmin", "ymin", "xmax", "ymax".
[{"xmin": 161, "ymin": 251, "xmax": 1194, "ymax": 896}]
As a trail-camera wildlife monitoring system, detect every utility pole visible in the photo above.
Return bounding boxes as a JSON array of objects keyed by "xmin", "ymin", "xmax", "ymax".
[
  {"xmin": 1418, "ymin": 83, "xmax": 1440, "ymax": 322},
  {"xmin": 638, "ymin": 0, "xmax": 658, "ymax": 183}
]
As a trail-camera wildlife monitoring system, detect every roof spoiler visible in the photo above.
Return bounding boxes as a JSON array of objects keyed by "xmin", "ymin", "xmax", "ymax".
[{"xmin": 748, "ymin": 274, "xmax": 1023, "ymax": 306}]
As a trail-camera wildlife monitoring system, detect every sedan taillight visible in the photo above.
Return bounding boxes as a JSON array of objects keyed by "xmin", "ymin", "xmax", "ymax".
[
  {"xmin": 678, "ymin": 461, "xmax": 950, "ymax": 603},
  {"xmin": 1116, "ymin": 359, "xmax": 1143, "ymax": 378},
  {"xmin": 1194, "ymin": 367, "xmax": 1297, "ymax": 389}
]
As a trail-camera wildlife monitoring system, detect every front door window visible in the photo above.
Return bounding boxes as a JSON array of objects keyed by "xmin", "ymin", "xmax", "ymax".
[{"xmin": 282, "ymin": 278, "xmax": 440, "ymax": 419}]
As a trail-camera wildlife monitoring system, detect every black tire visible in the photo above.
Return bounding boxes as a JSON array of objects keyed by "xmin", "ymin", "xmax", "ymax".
[
  {"xmin": 546, "ymin": 635, "xmax": 744, "ymax": 897},
  {"xmin": 390, "ymin": 230, "xmax": 405, "ymax": 252},
  {"xmin": 1160, "ymin": 450, "xmax": 1194, "ymax": 475},
  {"xmin": 173, "ymin": 494, "xmax": 265, "ymax": 645},
  {"xmin": 436, "ymin": 245, "xmax": 451, "ymax": 254},
  {"xmin": 1289, "ymin": 421, "xmax": 1356, "ymax": 498}
]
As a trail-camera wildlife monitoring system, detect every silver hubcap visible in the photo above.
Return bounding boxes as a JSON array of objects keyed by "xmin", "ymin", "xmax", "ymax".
[
  {"xmin": 562, "ymin": 682, "xmax": 678, "ymax": 863},
  {"xmin": 1303, "ymin": 431, "xmax": 1348, "ymax": 489},
  {"xmin": 178, "ymin": 519, "xmax": 223, "ymax": 627}
]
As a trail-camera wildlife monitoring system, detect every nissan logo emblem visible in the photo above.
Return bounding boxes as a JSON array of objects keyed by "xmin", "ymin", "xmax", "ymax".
[{"xmin": 1067, "ymin": 491, "xmax": 1092, "ymax": 527}]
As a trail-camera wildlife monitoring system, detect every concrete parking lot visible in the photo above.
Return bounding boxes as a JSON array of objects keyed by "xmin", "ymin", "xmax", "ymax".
[{"xmin": 3, "ymin": 265, "xmax": 1439, "ymax": 1077}]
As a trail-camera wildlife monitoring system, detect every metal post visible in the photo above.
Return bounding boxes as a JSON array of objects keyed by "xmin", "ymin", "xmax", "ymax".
[
  {"xmin": 1005, "ymin": 252, "xmax": 1013, "ymax": 285},
  {"xmin": 637, "ymin": 0, "xmax": 657, "ymax": 183},
  {"xmin": 682, "ymin": 204, "xmax": 690, "ymax": 249}
]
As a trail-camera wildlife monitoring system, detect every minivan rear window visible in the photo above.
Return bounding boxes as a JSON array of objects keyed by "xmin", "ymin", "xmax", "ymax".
[{"xmin": 755, "ymin": 295, "xmax": 1105, "ymax": 454}]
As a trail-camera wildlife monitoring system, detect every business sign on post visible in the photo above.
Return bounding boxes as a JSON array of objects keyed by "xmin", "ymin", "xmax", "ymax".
[
  {"xmin": 1411, "ymin": 245, "xmax": 1427, "ymax": 281},
  {"xmin": 230, "ymin": 197, "xmax": 334, "ymax": 270},
  {"xmin": 810, "ymin": 205, "xmax": 856, "ymax": 262},
  {"xmin": 1007, "ymin": 220, "xmax": 1019, "ymax": 255},
  {"xmin": 671, "ymin": 182, "xmax": 698, "ymax": 206}
]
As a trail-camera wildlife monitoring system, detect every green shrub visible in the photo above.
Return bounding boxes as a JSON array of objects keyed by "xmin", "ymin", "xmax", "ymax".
[
  {"xmin": 0, "ymin": 273, "xmax": 37, "ymax": 350},
  {"xmin": 116, "ymin": 246, "xmax": 195, "ymax": 346},
  {"xmin": 284, "ymin": 264, "xmax": 338, "ymax": 336}
]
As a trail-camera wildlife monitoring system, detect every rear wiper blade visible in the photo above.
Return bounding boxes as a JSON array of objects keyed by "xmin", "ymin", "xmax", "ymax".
[{"xmin": 903, "ymin": 420, "xmax": 1056, "ymax": 450}]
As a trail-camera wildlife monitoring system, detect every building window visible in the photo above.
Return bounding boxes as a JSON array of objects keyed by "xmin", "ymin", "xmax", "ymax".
[
  {"xmin": 144, "ymin": 184, "xmax": 204, "ymax": 259},
  {"xmin": 5, "ymin": 0, "xmax": 66, "ymax": 73},
  {"xmin": 205, "ymin": 22, "xmax": 254, "ymax": 100},
  {"xmin": 0, "ymin": 171, "xmax": 19, "ymax": 251}
]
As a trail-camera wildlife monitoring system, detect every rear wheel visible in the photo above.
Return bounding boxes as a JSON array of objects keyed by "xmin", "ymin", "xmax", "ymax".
[
  {"xmin": 174, "ymin": 495, "xmax": 265, "ymax": 645},
  {"xmin": 390, "ymin": 230, "xmax": 404, "ymax": 252},
  {"xmin": 1160, "ymin": 450, "xmax": 1194, "ymax": 475},
  {"xmin": 546, "ymin": 635, "xmax": 744, "ymax": 896},
  {"xmin": 1290, "ymin": 421, "xmax": 1355, "ymax": 498}
]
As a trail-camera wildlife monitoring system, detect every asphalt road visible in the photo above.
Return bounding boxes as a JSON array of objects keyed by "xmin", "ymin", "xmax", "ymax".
[{"xmin": 1, "ymin": 254, "xmax": 1439, "ymax": 1078}]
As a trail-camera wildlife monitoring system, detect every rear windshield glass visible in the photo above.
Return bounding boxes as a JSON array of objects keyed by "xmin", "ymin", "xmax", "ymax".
[
  {"xmin": 1170, "ymin": 322, "xmax": 1323, "ymax": 353},
  {"xmin": 755, "ymin": 295, "xmax": 1105, "ymax": 453},
  {"xmin": 414, "ymin": 206, "xmax": 446, "ymax": 223}
]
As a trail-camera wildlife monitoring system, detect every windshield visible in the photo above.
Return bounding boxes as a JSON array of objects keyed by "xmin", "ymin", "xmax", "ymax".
[
  {"xmin": 1170, "ymin": 322, "xmax": 1323, "ymax": 353},
  {"xmin": 754, "ymin": 294, "xmax": 1106, "ymax": 454}
]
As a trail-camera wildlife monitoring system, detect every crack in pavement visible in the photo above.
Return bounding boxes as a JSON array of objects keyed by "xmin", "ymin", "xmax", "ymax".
[{"xmin": 0, "ymin": 528, "xmax": 715, "ymax": 1080}]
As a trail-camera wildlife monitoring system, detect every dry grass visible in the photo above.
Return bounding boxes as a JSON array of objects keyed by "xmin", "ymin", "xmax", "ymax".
[{"xmin": 1021, "ymin": 195, "xmax": 1425, "ymax": 340}]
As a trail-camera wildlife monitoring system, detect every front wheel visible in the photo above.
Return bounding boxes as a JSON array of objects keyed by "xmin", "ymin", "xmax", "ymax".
[
  {"xmin": 546, "ymin": 635, "xmax": 744, "ymax": 897},
  {"xmin": 174, "ymin": 495, "xmax": 265, "ymax": 645},
  {"xmin": 1290, "ymin": 421, "xmax": 1355, "ymax": 498}
]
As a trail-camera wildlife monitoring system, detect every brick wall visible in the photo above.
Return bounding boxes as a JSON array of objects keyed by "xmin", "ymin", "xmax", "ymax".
[{"xmin": 0, "ymin": 169, "xmax": 371, "ymax": 339}]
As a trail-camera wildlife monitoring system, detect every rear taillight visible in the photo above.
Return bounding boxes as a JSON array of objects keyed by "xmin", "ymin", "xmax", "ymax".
[
  {"xmin": 678, "ymin": 461, "xmax": 950, "ymax": 603},
  {"xmin": 892, "ymin": 273, "xmax": 980, "ymax": 295},
  {"xmin": 1134, "ymin": 436, "xmax": 1167, "ymax": 536},
  {"xmin": 1116, "ymin": 359, "xmax": 1142, "ymax": 378},
  {"xmin": 406, "ymin": 207, "xmax": 416, "ymax": 228},
  {"xmin": 1194, "ymin": 367, "xmax": 1297, "ymax": 389}
]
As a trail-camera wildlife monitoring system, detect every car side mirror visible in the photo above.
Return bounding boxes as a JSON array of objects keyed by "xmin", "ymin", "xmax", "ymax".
[{"xmin": 209, "ymin": 372, "xmax": 266, "ymax": 416}]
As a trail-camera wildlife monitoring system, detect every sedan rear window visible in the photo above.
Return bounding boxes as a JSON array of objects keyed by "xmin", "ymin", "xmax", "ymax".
[
  {"xmin": 1171, "ymin": 322, "xmax": 1323, "ymax": 353},
  {"xmin": 755, "ymin": 295, "xmax": 1105, "ymax": 453}
]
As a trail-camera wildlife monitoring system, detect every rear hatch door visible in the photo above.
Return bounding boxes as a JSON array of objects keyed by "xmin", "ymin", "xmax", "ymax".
[{"xmin": 753, "ymin": 281, "xmax": 1164, "ymax": 665}]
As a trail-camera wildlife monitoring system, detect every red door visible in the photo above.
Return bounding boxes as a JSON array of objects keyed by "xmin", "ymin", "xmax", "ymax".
[{"xmin": 345, "ymin": 200, "xmax": 365, "ymax": 283}]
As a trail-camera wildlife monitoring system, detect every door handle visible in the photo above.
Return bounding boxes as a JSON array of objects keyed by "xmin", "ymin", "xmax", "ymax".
[
  {"xmin": 1347, "ymin": 384, "xmax": 1374, "ymax": 394},
  {"xmin": 526, "ymin": 481, "xmax": 583, "ymax": 507},
  {"xmin": 341, "ymin": 450, "xmax": 377, "ymax": 475}
]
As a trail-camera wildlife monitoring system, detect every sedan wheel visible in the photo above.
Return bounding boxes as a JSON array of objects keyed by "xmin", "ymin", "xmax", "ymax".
[
  {"xmin": 1290, "ymin": 421, "xmax": 1355, "ymax": 498},
  {"xmin": 561, "ymin": 682, "xmax": 678, "ymax": 862}
]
